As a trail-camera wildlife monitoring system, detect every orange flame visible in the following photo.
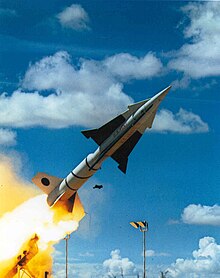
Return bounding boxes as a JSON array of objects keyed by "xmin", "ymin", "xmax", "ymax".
[{"xmin": 0, "ymin": 156, "xmax": 82, "ymax": 277}]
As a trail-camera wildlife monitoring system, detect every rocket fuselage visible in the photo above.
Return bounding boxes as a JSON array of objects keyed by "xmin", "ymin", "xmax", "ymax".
[{"xmin": 47, "ymin": 86, "xmax": 171, "ymax": 206}]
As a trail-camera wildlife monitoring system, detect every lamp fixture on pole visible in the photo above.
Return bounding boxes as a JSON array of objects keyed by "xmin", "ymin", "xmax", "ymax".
[{"xmin": 130, "ymin": 221, "xmax": 148, "ymax": 278}]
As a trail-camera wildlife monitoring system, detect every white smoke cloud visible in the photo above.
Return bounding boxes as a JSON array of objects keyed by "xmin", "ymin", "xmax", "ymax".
[
  {"xmin": 168, "ymin": 2, "xmax": 220, "ymax": 78},
  {"xmin": 182, "ymin": 204, "xmax": 220, "ymax": 226},
  {"xmin": 167, "ymin": 237, "xmax": 220, "ymax": 277},
  {"xmin": 0, "ymin": 195, "xmax": 78, "ymax": 261},
  {"xmin": 57, "ymin": 4, "xmax": 90, "ymax": 31},
  {"xmin": 103, "ymin": 249, "xmax": 138, "ymax": 277},
  {"xmin": 152, "ymin": 108, "xmax": 209, "ymax": 134}
]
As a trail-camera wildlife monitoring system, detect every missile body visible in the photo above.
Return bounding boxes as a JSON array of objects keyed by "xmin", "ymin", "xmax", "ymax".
[{"xmin": 32, "ymin": 86, "xmax": 171, "ymax": 212}]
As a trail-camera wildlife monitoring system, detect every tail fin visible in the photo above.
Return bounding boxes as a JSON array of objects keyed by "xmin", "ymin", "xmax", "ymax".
[
  {"xmin": 32, "ymin": 172, "xmax": 85, "ymax": 220},
  {"xmin": 53, "ymin": 192, "xmax": 85, "ymax": 221},
  {"xmin": 64, "ymin": 193, "xmax": 85, "ymax": 220},
  {"xmin": 82, "ymin": 114, "xmax": 125, "ymax": 146},
  {"xmin": 32, "ymin": 172, "xmax": 62, "ymax": 195}
]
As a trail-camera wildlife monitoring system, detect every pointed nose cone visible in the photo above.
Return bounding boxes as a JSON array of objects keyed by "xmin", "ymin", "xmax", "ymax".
[
  {"xmin": 154, "ymin": 85, "xmax": 172, "ymax": 103},
  {"xmin": 155, "ymin": 85, "xmax": 171, "ymax": 100}
]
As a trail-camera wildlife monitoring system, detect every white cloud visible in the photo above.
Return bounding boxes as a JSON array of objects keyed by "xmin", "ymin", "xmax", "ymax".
[
  {"xmin": 152, "ymin": 108, "xmax": 209, "ymax": 134},
  {"xmin": 22, "ymin": 51, "xmax": 163, "ymax": 89},
  {"xmin": 146, "ymin": 250, "xmax": 170, "ymax": 257},
  {"xmin": 53, "ymin": 249, "xmax": 138, "ymax": 278},
  {"xmin": 167, "ymin": 237, "xmax": 220, "ymax": 277},
  {"xmin": 53, "ymin": 247, "xmax": 170, "ymax": 278},
  {"xmin": 182, "ymin": 204, "xmax": 220, "ymax": 226},
  {"xmin": 168, "ymin": 2, "xmax": 220, "ymax": 78},
  {"xmin": 3, "ymin": 51, "xmax": 133, "ymax": 128},
  {"xmin": 171, "ymin": 76, "xmax": 191, "ymax": 90},
  {"xmin": 79, "ymin": 251, "xmax": 94, "ymax": 257},
  {"xmin": 0, "ymin": 51, "xmax": 163, "ymax": 130},
  {"xmin": 57, "ymin": 4, "xmax": 89, "ymax": 31},
  {"xmin": 103, "ymin": 249, "xmax": 138, "ymax": 277},
  {"xmin": 0, "ymin": 52, "xmax": 207, "ymax": 135},
  {"xmin": 0, "ymin": 128, "xmax": 17, "ymax": 146},
  {"xmin": 104, "ymin": 52, "xmax": 163, "ymax": 80},
  {"xmin": 167, "ymin": 219, "xmax": 181, "ymax": 225}
]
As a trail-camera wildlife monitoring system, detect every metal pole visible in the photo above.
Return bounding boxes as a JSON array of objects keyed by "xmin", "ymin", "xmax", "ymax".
[
  {"xmin": 65, "ymin": 234, "xmax": 70, "ymax": 278},
  {"xmin": 66, "ymin": 236, "xmax": 68, "ymax": 278},
  {"xmin": 130, "ymin": 221, "xmax": 148, "ymax": 278},
  {"xmin": 143, "ymin": 229, "xmax": 146, "ymax": 278}
]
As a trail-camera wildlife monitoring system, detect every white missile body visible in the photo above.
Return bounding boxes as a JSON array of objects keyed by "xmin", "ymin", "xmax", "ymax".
[{"xmin": 32, "ymin": 86, "xmax": 171, "ymax": 212}]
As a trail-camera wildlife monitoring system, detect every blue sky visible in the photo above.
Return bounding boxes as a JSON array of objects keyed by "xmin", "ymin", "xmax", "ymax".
[{"xmin": 0, "ymin": 1, "xmax": 220, "ymax": 277}]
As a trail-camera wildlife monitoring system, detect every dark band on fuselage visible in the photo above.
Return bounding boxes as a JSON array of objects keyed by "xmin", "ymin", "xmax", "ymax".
[
  {"xmin": 71, "ymin": 171, "xmax": 93, "ymax": 180},
  {"xmin": 65, "ymin": 178, "xmax": 76, "ymax": 191},
  {"xmin": 85, "ymin": 157, "xmax": 99, "ymax": 171}
]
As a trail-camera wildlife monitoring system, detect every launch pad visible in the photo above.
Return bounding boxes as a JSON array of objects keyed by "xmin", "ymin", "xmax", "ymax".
[
  {"xmin": 17, "ymin": 266, "xmax": 34, "ymax": 278},
  {"xmin": 5, "ymin": 234, "xmax": 39, "ymax": 278}
]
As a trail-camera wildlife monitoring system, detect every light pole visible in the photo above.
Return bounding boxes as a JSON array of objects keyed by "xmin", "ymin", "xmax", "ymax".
[
  {"xmin": 64, "ymin": 234, "xmax": 70, "ymax": 278},
  {"xmin": 130, "ymin": 221, "xmax": 148, "ymax": 278}
]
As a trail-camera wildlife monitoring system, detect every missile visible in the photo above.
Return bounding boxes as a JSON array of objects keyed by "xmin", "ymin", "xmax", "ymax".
[{"xmin": 32, "ymin": 86, "xmax": 171, "ymax": 212}]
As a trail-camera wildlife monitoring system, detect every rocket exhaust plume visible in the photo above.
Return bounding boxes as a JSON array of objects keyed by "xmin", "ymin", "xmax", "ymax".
[{"xmin": 0, "ymin": 156, "xmax": 85, "ymax": 277}]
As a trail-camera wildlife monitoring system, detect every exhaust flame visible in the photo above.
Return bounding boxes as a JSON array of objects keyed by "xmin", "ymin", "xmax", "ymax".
[{"xmin": 0, "ymin": 157, "xmax": 81, "ymax": 277}]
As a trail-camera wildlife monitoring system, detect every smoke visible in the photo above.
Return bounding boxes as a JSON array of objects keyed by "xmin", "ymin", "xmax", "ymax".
[
  {"xmin": 0, "ymin": 155, "xmax": 38, "ymax": 216},
  {"xmin": 0, "ymin": 156, "xmax": 81, "ymax": 277}
]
